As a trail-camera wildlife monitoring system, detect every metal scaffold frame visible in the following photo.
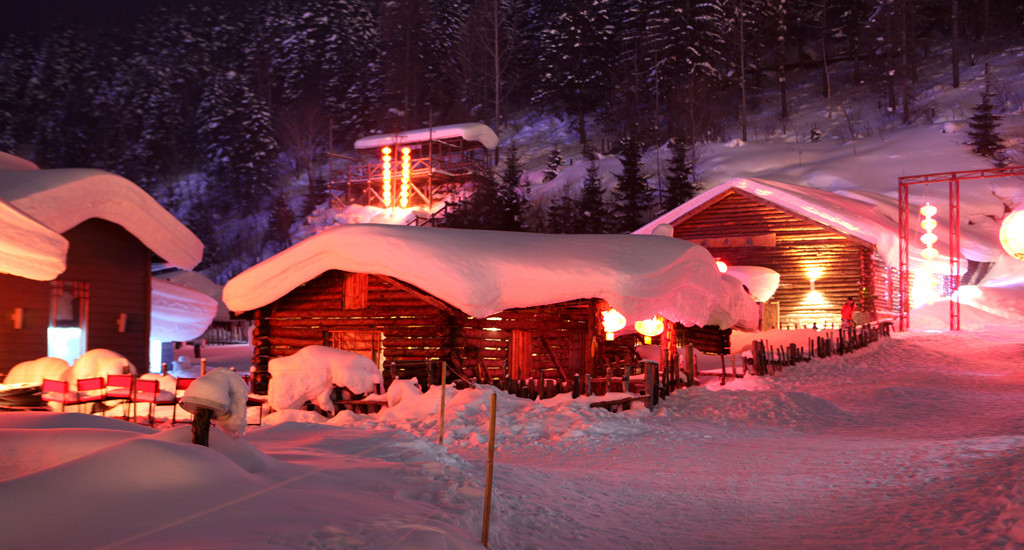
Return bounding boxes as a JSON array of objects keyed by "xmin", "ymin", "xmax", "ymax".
[{"xmin": 898, "ymin": 166, "xmax": 1024, "ymax": 331}]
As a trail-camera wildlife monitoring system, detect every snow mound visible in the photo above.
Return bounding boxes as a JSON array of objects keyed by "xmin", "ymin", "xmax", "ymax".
[
  {"xmin": 3, "ymin": 357, "xmax": 71, "ymax": 385},
  {"xmin": 267, "ymin": 346, "xmax": 382, "ymax": 414}
]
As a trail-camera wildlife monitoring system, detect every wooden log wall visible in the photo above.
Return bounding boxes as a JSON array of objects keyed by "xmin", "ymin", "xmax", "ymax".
[
  {"xmin": 251, "ymin": 270, "xmax": 601, "ymax": 385},
  {"xmin": 670, "ymin": 190, "xmax": 878, "ymax": 329},
  {"xmin": 252, "ymin": 271, "xmax": 449, "ymax": 369}
]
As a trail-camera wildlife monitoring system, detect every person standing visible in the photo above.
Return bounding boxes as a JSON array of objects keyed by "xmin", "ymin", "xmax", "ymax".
[{"xmin": 841, "ymin": 297, "xmax": 856, "ymax": 329}]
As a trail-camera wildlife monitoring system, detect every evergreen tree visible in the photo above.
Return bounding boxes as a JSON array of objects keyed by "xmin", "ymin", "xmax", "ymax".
[
  {"xmin": 578, "ymin": 160, "xmax": 611, "ymax": 234},
  {"xmin": 663, "ymin": 138, "xmax": 701, "ymax": 210},
  {"xmin": 967, "ymin": 80, "xmax": 1006, "ymax": 164},
  {"xmin": 543, "ymin": 146, "xmax": 564, "ymax": 182},
  {"xmin": 268, "ymin": 193, "xmax": 294, "ymax": 248},
  {"xmin": 197, "ymin": 70, "xmax": 280, "ymax": 213},
  {"xmin": 440, "ymin": 169, "xmax": 501, "ymax": 229},
  {"xmin": 533, "ymin": 0, "xmax": 617, "ymax": 145},
  {"xmin": 494, "ymin": 144, "xmax": 529, "ymax": 230},
  {"xmin": 546, "ymin": 188, "xmax": 580, "ymax": 233},
  {"xmin": 611, "ymin": 131, "xmax": 652, "ymax": 232}
]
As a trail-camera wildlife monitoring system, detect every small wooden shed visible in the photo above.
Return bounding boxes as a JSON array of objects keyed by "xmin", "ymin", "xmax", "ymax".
[
  {"xmin": 0, "ymin": 168, "xmax": 204, "ymax": 375},
  {"xmin": 223, "ymin": 224, "xmax": 752, "ymax": 386},
  {"xmin": 637, "ymin": 178, "xmax": 905, "ymax": 329}
]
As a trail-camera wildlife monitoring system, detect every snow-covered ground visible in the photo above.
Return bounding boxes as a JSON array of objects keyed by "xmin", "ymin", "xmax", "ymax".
[{"xmin": 3, "ymin": 327, "xmax": 1024, "ymax": 549}]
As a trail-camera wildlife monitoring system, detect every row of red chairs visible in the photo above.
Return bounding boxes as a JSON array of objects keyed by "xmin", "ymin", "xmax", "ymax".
[
  {"xmin": 41, "ymin": 373, "xmax": 264, "ymax": 426},
  {"xmin": 41, "ymin": 375, "xmax": 196, "ymax": 425}
]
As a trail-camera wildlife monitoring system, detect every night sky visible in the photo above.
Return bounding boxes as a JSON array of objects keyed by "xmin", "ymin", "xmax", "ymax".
[{"xmin": 0, "ymin": 0, "xmax": 164, "ymax": 38}]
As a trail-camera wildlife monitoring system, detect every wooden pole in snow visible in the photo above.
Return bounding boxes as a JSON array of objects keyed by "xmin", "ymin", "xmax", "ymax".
[
  {"xmin": 438, "ymin": 361, "xmax": 447, "ymax": 445},
  {"xmin": 481, "ymin": 392, "xmax": 497, "ymax": 547}
]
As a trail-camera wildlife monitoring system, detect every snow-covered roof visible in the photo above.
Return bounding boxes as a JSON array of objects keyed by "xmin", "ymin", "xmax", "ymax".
[
  {"xmin": 0, "ymin": 168, "xmax": 203, "ymax": 270},
  {"xmin": 0, "ymin": 196, "xmax": 68, "ymax": 281},
  {"xmin": 155, "ymin": 270, "xmax": 230, "ymax": 322},
  {"xmin": 150, "ymin": 277, "xmax": 219, "ymax": 342},
  {"xmin": 224, "ymin": 224, "xmax": 755, "ymax": 329},
  {"xmin": 353, "ymin": 122, "xmax": 499, "ymax": 151},
  {"xmin": 635, "ymin": 177, "xmax": 1004, "ymax": 268}
]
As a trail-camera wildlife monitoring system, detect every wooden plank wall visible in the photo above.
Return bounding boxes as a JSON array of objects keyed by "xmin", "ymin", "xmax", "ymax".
[
  {"xmin": 672, "ymin": 191, "xmax": 877, "ymax": 329},
  {"xmin": 63, "ymin": 220, "xmax": 152, "ymax": 372},
  {"xmin": 0, "ymin": 275, "xmax": 50, "ymax": 375},
  {"xmin": 252, "ymin": 271, "xmax": 449, "ymax": 368}
]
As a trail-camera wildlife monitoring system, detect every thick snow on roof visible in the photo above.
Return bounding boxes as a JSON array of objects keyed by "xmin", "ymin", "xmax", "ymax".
[
  {"xmin": 0, "ymin": 151, "xmax": 39, "ymax": 170},
  {"xmin": 224, "ymin": 224, "xmax": 754, "ymax": 328},
  {"xmin": 0, "ymin": 168, "xmax": 202, "ymax": 270},
  {"xmin": 353, "ymin": 122, "xmax": 499, "ymax": 150},
  {"xmin": 636, "ymin": 177, "xmax": 1004, "ymax": 268},
  {"xmin": 151, "ymin": 277, "xmax": 218, "ymax": 342},
  {"xmin": 0, "ymin": 196, "xmax": 68, "ymax": 280},
  {"xmin": 156, "ymin": 269, "xmax": 231, "ymax": 323}
]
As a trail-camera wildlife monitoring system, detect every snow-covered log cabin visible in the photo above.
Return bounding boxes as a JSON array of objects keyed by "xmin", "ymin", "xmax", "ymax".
[
  {"xmin": 222, "ymin": 224, "xmax": 758, "ymax": 387},
  {"xmin": 637, "ymin": 177, "xmax": 1003, "ymax": 329},
  {"xmin": 0, "ymin": 162, "xmax": 205, "ymax": 375}
]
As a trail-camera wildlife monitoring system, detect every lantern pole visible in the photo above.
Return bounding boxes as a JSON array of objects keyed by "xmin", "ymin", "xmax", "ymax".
[{"xmin": 898, "ymin": 166, "xmax": 1024, "ymax": 331}]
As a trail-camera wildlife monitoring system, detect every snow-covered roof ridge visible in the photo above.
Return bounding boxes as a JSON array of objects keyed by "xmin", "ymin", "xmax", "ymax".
[
  {"xmin": 635, "ymin": 177, "xmax": 1003, "ymax": 267},
  {"xmin": 150, "ymin": 277, "xmax": 218, "ymax": 342},
  {"xmin": 223, "ymin": 223, "xmax": 743, "ymax": 327},
  {"xmin": 0, "ymin": 168, "xmax": 203, "ymax": 270},
  {"xmin": 353, "ymin": 122, "xmax": 499, "ymax": 151},
  {"xmin": 0, "ymin": 196, "xmax": 68, "ymax": 281}
]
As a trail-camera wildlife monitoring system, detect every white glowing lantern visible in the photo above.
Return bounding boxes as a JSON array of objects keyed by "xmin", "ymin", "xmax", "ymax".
[
  {"xmin": 601, "ymin": 309, "xmax": 626, "ymax": 340},
  {"xmin": 716, "ymin": 260, "xmax": 728, "ymax": 273},
  {"xmin": 919, "ymin": 202, "xmax": 938, "ymax": 260},
  {"xmin": 1000, "ymin": 207, "xmax": 1024, "ymax": 262},
  {"xmin": 381, "ymin": 147, "xmax": 393, "ymax": 207},
  {"xmin": 400, "ymin": 146, "xmax": 411, "ymax": 209},
  {"xmin": 634, "ymin": 316, "xmax": 665, "ymax": 344}
]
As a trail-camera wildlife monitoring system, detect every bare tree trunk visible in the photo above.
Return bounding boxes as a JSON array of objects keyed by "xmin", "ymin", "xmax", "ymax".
[
  {"xmin": 901, "ymin": 0, "xmax": 910, "ymax": 124},
  {"xmin": 738, "ymin": 0, "xmax": 748, "ymax": 141},
  {"xmin": 778, "ymin": 0, "xmax": 788, "ymax": 121},
  {"xmin": 952, "ymin": 0, "xmax": 960, "ymax": 88}
]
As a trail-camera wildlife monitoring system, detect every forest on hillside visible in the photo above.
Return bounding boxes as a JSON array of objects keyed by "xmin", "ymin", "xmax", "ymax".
[{"xmin": 1, "ymin": 0, "xmax": 1021, "ymax": 277}]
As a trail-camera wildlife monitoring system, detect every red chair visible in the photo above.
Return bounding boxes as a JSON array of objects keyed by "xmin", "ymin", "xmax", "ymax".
[
  {"xmin": 172, "ymin": 377, "xmax": 196, "ymax": 424},
  {"xmin": 105, "ymin": 374, "xmax": 135, "ymax": 419},
  {"xmin": 41, "ymin": 378, "xmax": 106, "ymax": 414},
  {"xmin": 133, "ymin": 378, "xmax": 177, "ymax": 425}
]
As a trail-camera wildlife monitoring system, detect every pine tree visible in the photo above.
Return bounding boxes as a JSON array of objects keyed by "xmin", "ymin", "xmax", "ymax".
[
  {"xmin": 197, "ymin": 70, "xmax": 280, "ymax": 213},
  {"xmin": 268, "ymin": 193, "xmax": 294, "ymax": 248},
  {"xmin": 967, "ymin": 80, "xmax": 1006, "ymax": 164},
  {"xmin": 663, "ymin": 138, "xmax": 701, "ymax": 210},
  {"xmin": 578, "ymin": 160, "xmax": 610, "ymax": 234},
  {"xmin": 543, "ymin": 146, "xmax": 564, "ymax": 182},
  {"xmin": 546, "ymin": 189, "xmax": 580, "ymax": 233},
  {"xmin": 611, "ymin": 131, "xmax": 652, "ymax": 233},
  {"xmin": 533, "ymin": 0, "xmax": 617, "ymax": 145},
  {"xmin": 440, "ymin": 169, "xmax": 501, "ymax": 229},
  {"xmin": 494, "ymin": 144, "xmax": 529, "ymax": 230}
]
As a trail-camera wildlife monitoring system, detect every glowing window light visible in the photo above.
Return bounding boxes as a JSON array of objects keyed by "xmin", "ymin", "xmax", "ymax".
[
  {"xmin": 381, "ymin": 147, "xmax": 393, "ymax": 207},
  {"xmin": 716, "ymin": 260, "xmax": 728, "ymax": 273},
  {"xmin": 1000, "ymin": 207, "xmax": 1024, "ymax": 262},
  {"xmin": 919, "ymin": 202, "xmax": 938, "ymax": 260},
  {"xmin": 400, "ymin": 147, "xmax": 411, "ymax": 208},
  {"xmin": 602, "ymin": 309, "xmax": 626, "ymax": 341},
  {"xmin": 807, "ymin": 266, "xmax": 824, "ymax": 281},
  {"xmin": 634, "ymin": 316, "xmax": 665, "ymax": 344}
]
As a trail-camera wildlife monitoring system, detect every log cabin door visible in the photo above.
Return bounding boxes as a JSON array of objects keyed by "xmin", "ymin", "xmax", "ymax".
[
  {"xmin": 509, "ymin": 329, "xmax": 586, "ymax": 381},
  {"xmin": 324, "ymin": 329, "xmax": 384, "ymax": 367}
]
